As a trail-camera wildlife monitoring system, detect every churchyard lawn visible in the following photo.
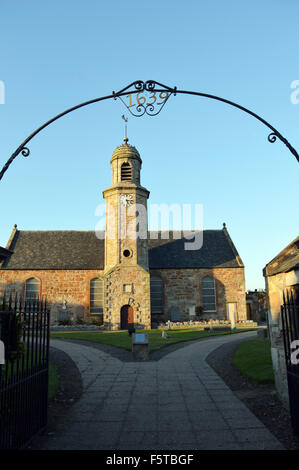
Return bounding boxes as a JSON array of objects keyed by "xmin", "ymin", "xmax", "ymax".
[
  {"xmin": 50, "ymin": 328, "xmax": 256, "ymax": 352},
  {"xmin": 49, "ymin": 362, "xmax": 60, "ymax": 399},
  {"xmin": 232, "ymin": 338, "xmax": 274, "ymax": 383}
]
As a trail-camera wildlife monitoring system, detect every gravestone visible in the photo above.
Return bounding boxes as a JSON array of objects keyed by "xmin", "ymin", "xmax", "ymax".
[
  {"xmin": 58, "ymin": 310, "xmax": 71, "ymax": 323},
  {"xmin": 188, "ymin": 305, "xmax": 196, "ymax": 320},
  {"xmin": 170, "ymin": 306, "xmax": 181, "ymax": 322}
]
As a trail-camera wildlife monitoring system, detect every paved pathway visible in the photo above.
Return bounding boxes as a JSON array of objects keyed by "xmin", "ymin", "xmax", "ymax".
[{"xmin": 41, "ymin": 331, "xmax": 284, "ymax": 450}]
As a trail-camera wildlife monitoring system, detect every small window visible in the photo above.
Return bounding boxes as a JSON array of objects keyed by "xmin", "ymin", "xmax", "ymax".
[
  {"xmin": 202, "ymin": 276, "xmax": 216, "ymax": 312},
  {"xmin": 121, "ymin": 162, "xmax": 132, "ymax": 181},
  {"xmin": 25, "ymin": 278, "xmax": 39, "ymax": 303},
  {"xmin": 90, "ymin": 278, "xmax": 104, "ymax": 315},
  {"xmin": 150, "ymin": 276, "xmax": 163, "ymax": 314},
  {"xmin": 123, "ymin": 284, "xmax": 132, "ymax": 293}
]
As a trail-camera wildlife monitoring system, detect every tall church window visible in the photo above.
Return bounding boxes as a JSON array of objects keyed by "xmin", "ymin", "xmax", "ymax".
[
  {"xmin": 202, "ymin": 276, "xmax": 216, "ymax": 312},
  {"xmin": 25, "ymin": 278, "xmax": 40, "ymax": 303},
  {"xmin": 90, "ymin": 278, "xmax": 104, "ymax": 315},
  {"xmin": 121, "ymin": 162, "xmax": 132, "ymax": 181},
  {"xmin": 150, "ymin": 276, "xmax": 163, "ymax": 314}
]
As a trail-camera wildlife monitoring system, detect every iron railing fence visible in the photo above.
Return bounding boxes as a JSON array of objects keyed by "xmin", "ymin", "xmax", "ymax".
[
  {"xmin": 281, "ymin": 290, "xmax": 299, "ymax": 436},
  {"xmin": 0, "ymin": 295, "xmax": 50, "ymax": 449}
]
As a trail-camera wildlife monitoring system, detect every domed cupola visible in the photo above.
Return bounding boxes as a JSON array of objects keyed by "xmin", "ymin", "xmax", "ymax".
[{"xmin": 110, "ymin": 138, "xmax": 142, "ymax": 185}]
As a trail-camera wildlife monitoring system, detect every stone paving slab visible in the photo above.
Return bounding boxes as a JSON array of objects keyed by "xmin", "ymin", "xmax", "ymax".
[{"xmin": 38, "ymin": 331, "xmax": 285, "ymax": 450}]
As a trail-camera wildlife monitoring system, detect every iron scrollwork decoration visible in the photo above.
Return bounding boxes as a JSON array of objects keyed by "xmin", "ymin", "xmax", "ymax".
[
  {"xmin": 0, "ymin": 146, "xmax": 31, "ymax": 182},
  {"xmin": 113, "ymin": 80, "xmax": 177, "ymax": 117},
  {"xmin": 267, "ymin": 131, "xmax": 297, "ymax": 159},
  {"xmin": 268, "ymin": 133, "xmax": 278, "ymax": 143},
  {"xmin": 0, "ymin": 79, "xmax": 298, "ymax": 181},
  {"xmin": 21, "ymin": 147, "xmax": 30, "ymax": 157}
]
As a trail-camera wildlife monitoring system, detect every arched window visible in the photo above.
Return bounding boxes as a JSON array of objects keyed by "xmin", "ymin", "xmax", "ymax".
[
  {"xmin": 150, "ymin": 276, "xmax": 163, "ymax": 314},
  {"xmin": 202, "ymin": 276, "xmax": 216, "ymax": 312},
  {"xmin": 25, "ymin": 278, "xmax": 39, "ymax": 303},
  {"xmin": 90, "ymin": 278, "xmax": 104, "ymax": 315},
  {"xmin": 121, "ymin": 162, "xmax": 132, "ymax": 181}
]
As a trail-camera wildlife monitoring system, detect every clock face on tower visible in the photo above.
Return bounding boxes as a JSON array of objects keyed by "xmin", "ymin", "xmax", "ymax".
[{"xmin": 120, "ymin": 194, "xmax": 133, "ymax": 207}]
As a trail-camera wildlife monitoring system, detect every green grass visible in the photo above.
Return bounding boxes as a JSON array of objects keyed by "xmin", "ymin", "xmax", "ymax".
[
  {"xmin": 0, "ymin": 348, "xmax": 60, "ymax": 402},
  {"xmin": 50, "ymin": 328, "xmax": 256, "ymax": 352},
  {"xmin": 48, "ymin": 361, "xmax": 59, "ymax": 400},
  {"xmin": 232, "ymin": 338, "xmax": 274, "ymax": 384}
]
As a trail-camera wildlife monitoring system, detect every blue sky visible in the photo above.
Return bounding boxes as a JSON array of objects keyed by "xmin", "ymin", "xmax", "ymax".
[{"xmin": 0, "ymin": 0, "xmax": 298, "ymax": 290}]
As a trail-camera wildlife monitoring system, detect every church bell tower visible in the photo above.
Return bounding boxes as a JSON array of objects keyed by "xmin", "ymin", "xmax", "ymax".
[{"xmin": 102, "ymin": 138, "xmax": 151, "ymax": 330}]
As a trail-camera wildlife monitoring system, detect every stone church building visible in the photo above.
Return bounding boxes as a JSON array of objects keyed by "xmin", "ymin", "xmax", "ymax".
[{"xmin": 0, "ymin": 140, "xmax": 246, "ymax": 329}]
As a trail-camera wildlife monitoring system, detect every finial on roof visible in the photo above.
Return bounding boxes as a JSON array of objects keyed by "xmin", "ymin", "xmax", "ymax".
[
  {"xmin": 122, "ymin": 115, "xmax": 128, "ymax": 144},
  {"xmin": 223, "ymin": 222, "xmax": 226, "ymax": 229},
  {"xmin": 14, "ymin": 224, "xmax": 17, "ymax": 229}
]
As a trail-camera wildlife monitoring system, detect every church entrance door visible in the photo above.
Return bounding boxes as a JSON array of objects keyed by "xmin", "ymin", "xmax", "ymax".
[{"xmin": 120, "ymin": 304, "xmax": 134, "ymax": 330}]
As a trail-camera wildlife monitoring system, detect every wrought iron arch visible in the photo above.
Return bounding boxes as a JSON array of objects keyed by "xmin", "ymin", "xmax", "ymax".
[{"xmin": 0, "ymin": 79, "xmax": 298, "ymax": 181}]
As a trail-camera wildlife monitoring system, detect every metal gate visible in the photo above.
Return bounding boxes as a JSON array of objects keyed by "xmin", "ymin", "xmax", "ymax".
[
  {"xmin": 0, "ymin": 296, "xmax": 50, "ymax": 449},
  {"xmin": 281, "ymin": 290, "xmax": 299, "ymax": 436}
]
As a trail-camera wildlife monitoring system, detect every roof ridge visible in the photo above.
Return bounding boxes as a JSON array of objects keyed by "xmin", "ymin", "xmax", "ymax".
[
  {"xmin": 15, "ymin": 229, "xmax": 225, "ymax": 234},
  {"xmin": 265, "ymin": 235, "xmax": 299, "ymax": 269},
  {"xmin": 148, "ymin": 229, "xmax": 221, "ymax": 232}
]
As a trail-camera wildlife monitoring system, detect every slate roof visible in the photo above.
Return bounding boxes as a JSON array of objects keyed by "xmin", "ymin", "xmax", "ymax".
[
  {"xmin": 0, "ymin": 246, "xmax": 12, "ymax": 262},
  {"xmin": 264, "ymin": 236, "xmax": 299, "ymax": 277},
  {"xmin": 148, "ymin": 230, "xmax": 243, "ymax": 269},
  {"xmin": 1, "ymin": 230, "xmax": 105, "ymax": 270},
  {"xmin": 1, "ymin": 227, "xmax": 243, "ymax": 270}
]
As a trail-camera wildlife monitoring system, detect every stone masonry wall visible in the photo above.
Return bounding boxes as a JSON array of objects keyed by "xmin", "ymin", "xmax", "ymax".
[
  {"xmin": 150, "ymin": 267, "xmax": 246, "ymax": 324},
  {"xmin": 265, "ymin": 272, "xmax": 291, "ymax": 408},
  {"xmin": 0, "ymin": 266, "xmax": 246, "ymax": 329},
  {"xmin": 0, "ymin": 269, "xmax": 103, "ymax": 324},
  {"xmin": 104, "ymin": 265, "xmax": 151, "ymax": 330}
]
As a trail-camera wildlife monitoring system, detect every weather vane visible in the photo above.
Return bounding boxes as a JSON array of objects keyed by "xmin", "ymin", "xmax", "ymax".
[{"xmin": 122, "ymin": 114, "xmax": 128, "ymax": 142}]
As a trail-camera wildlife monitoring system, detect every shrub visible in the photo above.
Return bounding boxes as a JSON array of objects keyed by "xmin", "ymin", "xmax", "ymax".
[{"xmin": 58, "ymin": 319, "xmax": 73, "ymax": 326}]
